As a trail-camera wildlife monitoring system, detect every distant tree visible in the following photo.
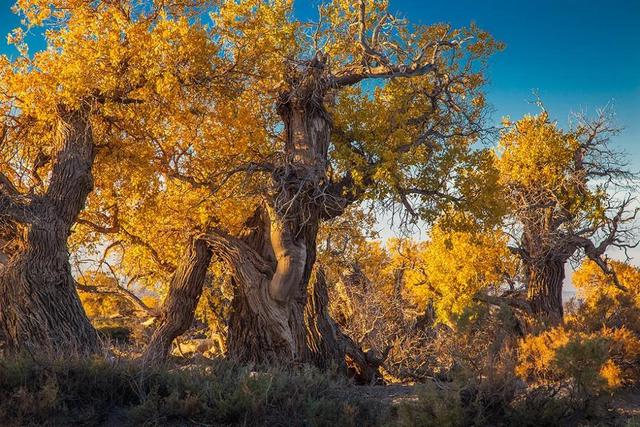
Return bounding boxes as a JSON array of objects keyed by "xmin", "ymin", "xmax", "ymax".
[
  {"xmin": 409, "ymin": 110, "xmax": 638, "ymax": 328},
  {"xmin": 497, "ymin": 110, "xmax": 637, "ymax": 324},
  {"xmin": 77, "ymin": 271, "xmax": 156, "ymax": 319},
  {"xmin": 402, "ymin": 219, "xmax": 519, "ymax": 326}
]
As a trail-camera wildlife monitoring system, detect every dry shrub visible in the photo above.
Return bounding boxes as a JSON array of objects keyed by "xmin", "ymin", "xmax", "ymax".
[
  {"xmin": 0, "ymin": 355, "xmax": 389, "ymax": 426},
  {"xmin": 398, "ymin": 383, "xmax": 464, "ymax": 427},
  {"xmin": 567, "ymin": 292, "xmax": 640, "ymax": 336}
]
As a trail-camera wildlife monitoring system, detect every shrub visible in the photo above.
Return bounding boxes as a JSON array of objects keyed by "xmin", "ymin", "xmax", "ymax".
[
  {"xmin": 517, "ymin": 326, "xmax": 640, "ymax": 396},
  {"xmin": 0, "ymin": 356, "xmax": 389, "ymax": 426},
  {"xmin": 398, "ymin": 383, "xmax": 464, "ymax": 427}
]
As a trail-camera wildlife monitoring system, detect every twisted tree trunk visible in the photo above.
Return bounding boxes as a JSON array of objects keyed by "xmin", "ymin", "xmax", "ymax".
[
  {"xmin": 525, "ymin": 259, "xmax": 565, "ymax": 326},
  {"xmin": 210, "ymin": 213, "xmax": 299, "ymax": 363},
  {"xmin": 141, "ymin": 237, "xmax": 212, "ymax": 364},
  {"xmin": 0, "ymin": 105, "xmax": 99, "ymax": 354},
  {"xmin": 225, "ymin": 72, "xmax": 331, "ymax": 363},
  {"xmin": 140, "ymin": 59, "xmax": 370, "ymax": 371}
]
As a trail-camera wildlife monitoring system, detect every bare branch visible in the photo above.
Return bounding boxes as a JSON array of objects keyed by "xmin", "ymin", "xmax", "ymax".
[
  {"xmin": 332, "ymin": 1, "xmax": 466, "ymax": 88},
  {"xmin": 76, "ymin": 279, "xmax": 157, "ymax": 317}
]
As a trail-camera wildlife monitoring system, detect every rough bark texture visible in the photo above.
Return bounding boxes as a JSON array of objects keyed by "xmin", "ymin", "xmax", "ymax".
[
  {"xmin": 304, "ymin": 269, "xmax": 348, "ymax": 371},
  {"xmin": 305, "ymin": 268, "xmax": 385, "ymax": 384},
  {"xmin": 140, "ymin": 237, "xmax": 212, "ymax": 365},
  {"xmin": 208, "ymin": 219, "xmax": 296, "ymax": 363},
  {"xmin": 139, "ymin": 58, "xmax": 380, "ymax": 371},
  {"xmin": 225, "ymin": 70, "xmax": 331, "ymax": 363},
  {"xmin": 525, "ymin": 259, "xmax": 565, "ymax": 326},
  {"xmin": 0, "ymin": 105, "xmax": 99, "ymax": 354}
]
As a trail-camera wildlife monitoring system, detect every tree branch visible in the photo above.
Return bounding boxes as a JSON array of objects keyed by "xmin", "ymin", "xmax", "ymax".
[
  {"xmin": 0, "ymin": 172, "xmax": 31, "ymax": 223},
  {"xmin": 202, "ymin": 228, "xmax": 273, "ymax": 282},
  {"xmin": 474, "ymin": 292, "xmax": 532, "ymax": 313},
  {"xmin": 76, "ymin": 280, "xmax": 157, "ymax": 317},
  {"xmin": 331, "ymin": 1, "xmax": 466, "ymax": 88},
  {"xmin": 121, "ymin": 226, "xmax": 176, "ymax": 273}
]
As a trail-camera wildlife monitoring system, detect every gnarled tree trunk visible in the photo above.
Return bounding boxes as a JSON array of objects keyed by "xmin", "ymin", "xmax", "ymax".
[
  {"xmin": 525, "ymin": 259, "xmax": 565, "ymax": 326},
  {"xmin": 140, "ymin": 236, "xmax": 212, "ymax": 365},
  {"xmin": 0, "ymin": 105, "xmax": 99, "ymax": 354},
  {"xmin": 209, "ymin": 214, "xmax": 299, "ymax": 363},
  {"xmin": 225, "ymin": 69, "xmax": 331, "ymax": 363},
  {"xmin": 140, "ymin": 58, "xmax": 371, "ymax": 371}
]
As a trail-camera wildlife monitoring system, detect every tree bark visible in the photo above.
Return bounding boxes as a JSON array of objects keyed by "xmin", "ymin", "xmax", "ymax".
[
  {"xmin": 0, "ymin": 105, "xmax": 99, "ymax": 354},
  {"xmin": 140, "ymin": 236, "xmax": 212, "ymax": 365},
  {"xmin": 304, "ymin": 268, "xmax": 348, "ymax": 370},
  {"xmin": 224, "ymin": 72, "xmax": 332, "ymax": 363},
  {"xmin": 305, "ymin": 268, "xmax": 386, "ymax": 383},
  {"xmin": 525, "ymin": 259, "xmax": 565, "ymax": 326},
  {"xmin": 207, "ymin": 219, "xmax": 297, "ymax": 363},
  {"xmin": 138, "ymin": 59, "xmax": 370, "ymax": 369}
]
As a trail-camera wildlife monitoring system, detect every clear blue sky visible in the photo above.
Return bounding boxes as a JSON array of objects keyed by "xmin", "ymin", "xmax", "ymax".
[{"xmin": 295, "ymin": 0, "xmax": 640, "ymax": 168}]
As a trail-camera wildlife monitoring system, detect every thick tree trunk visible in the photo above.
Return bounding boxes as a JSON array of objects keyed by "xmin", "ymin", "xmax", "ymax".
[
  {"xmin": 225, "ymin": 77, "xmax": 331, "ymax": 363},
  {"xmin": 526, "ymin": 259, "xmax": 565, "ymax": 325},
  {"xmin": 211, "ymin": 215, "xmax": 298, "ymax": 363},
  {"xmin": 0, "ymin": 105, "xmax": 99, "ymax": 354},
  {"xmin": 138, "ymin": 60, "xmax": 365, "ymax": 370},
  {"xmin": 140, "ymin": 237, "xmax": 212, "ymax": 365}
]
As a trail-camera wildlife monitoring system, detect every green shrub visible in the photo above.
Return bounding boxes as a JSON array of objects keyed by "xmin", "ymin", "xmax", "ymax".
[
  {"xmin": 0, "ymin": 355, "xmax": 388, "ymax": 426},
  {"xmin": 398, "ymin": 383, "xmax": 464, "ymax": 427}
]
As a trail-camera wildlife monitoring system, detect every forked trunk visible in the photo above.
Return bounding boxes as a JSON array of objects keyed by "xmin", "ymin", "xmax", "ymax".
[
  {"xmin": 140, "ymin": 237, "xmax": 212, "ymax": 365},
  {"xmin": 526, "ymin": 259, "xmax": 565, "ymax": 326},
  {"xmin": 140, "ymin": 62, "xmax": 366, "ymax": 370},
  {"xmin": 0, "ymin": 105, "xmax": 99, "ymax": 354}
]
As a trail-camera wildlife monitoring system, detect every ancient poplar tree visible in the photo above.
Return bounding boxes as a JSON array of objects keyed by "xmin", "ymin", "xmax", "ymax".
[
  {"xmin": 0, "ymin": 0, "xmax": 226, "ymax": 352},
  {"xmin": 140, "ymin": 0, "xmax": 502, "ymax": 365},
  {"xmin": 407, "ymin": 110, "xmax": 638, "ymax": 328},
  {"xmin": 497, "ymin": 111, "xmax": 637, "ymax": 324}
]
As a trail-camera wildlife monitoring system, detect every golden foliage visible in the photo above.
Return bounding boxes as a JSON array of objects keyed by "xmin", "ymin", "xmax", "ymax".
[
  {"xmin": 77, "ymin": 272, "xmax": 133, "ymax": 319},
  {"xmin": 404, "ymin": 220, "xmax": 518, "ymax": 325},
  {"xmin": 569, "ymin": 260, "xmax": 640, "ymax": 334},
  {"xmin": 496, "ymin": 112, "xmax": 609, "ymax": 230},
  {"xmin": 517, "ymin": 325, "xmax": 640, "ymax": 393}
]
